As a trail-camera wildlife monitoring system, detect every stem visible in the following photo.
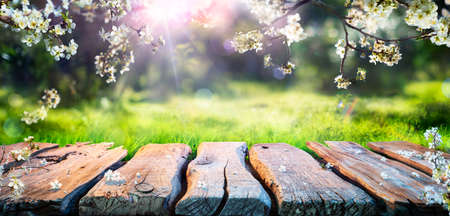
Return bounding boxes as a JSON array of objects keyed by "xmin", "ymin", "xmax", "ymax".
[
  {"xmin": 271, "ymin": 0, "xmax": 313, "ymax": 25},
  {"xmin": 341, "ymin": 22, "xmax": 349, "ymax": 76}
]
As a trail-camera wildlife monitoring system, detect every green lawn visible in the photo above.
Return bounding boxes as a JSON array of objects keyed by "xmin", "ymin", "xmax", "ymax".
[{"xmin": 1, "ymin": 81, "xmax": 449, "ymax": 159}]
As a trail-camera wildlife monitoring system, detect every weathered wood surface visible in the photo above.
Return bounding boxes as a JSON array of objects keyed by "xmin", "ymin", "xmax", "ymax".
[
  {"xmin": 307, "ymin": 141, "xmax": 447, "ymax": 215},
  {"xmin": 79, "ymin": 143, "xmax": 191, "ymax": 216},
  {"xmin": 0, "ymin": 143, "xmax": 127, "ymax": 215},
  {"xmin": 0, "ymin": 142, "xmax": 58, "ymax": 164},
  {"xmin": 249, "ymin": 143, "xmax": 376, "ymax": 216},
  {"xmin": 367, "ymin": 141, "xmax": 450, "ymax": 176},
  {"xmin": 175, "ymin": 142, "xmax": 271, "ymax": 216}
]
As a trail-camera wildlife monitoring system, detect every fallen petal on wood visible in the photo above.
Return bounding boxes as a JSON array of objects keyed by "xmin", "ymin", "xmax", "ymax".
[
  {"xmin": 0, "ymin": 142, "xmax": 127, "ymax": 215},
  {"xmin": 307, "ymin": 141, "xmax": 448, "ymax": 215},
  {"xmin": 367, "ymin": 141, "xmax": 450, "ymax": 176},
  {"xmin": 250, "ymin": 143, "xmax": 376, "ymax": 216}
]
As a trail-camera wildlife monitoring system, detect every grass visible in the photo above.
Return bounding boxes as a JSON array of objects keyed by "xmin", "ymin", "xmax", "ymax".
[{"xmin": 0, "ymin": 81, "xmax": 449, "ymax": 159}]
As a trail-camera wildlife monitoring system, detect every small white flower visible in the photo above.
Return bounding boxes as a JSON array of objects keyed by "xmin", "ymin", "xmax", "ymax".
[
  {"xmin": 24, "ymin": 136, "xmax": 34, "ymax": 143},
  {"xmin": 197, "ymin": 181, "xmax": 207, "ymax": 190},
  {"xmin": 50, "ymin": 179, "xmax": 62, "ymax": 191},
  {"xmin": 53, "ymin": 24, "xmax": 66, "ymax": 36},
  {"xmin": 279, "ymin": 165, "xmax": 287, "ymax": 172},
  {"xmin": 62, "ymin": 0, "xmax": 70, "ymax": 10},
  {"xmin": 40, "ymin": 159, "xmax": 48, "ymax": 166},
  {"xmin": 104, "ymin": 170, "xmax": 126, "ymax": 186},
  {"xmin": 380, "ymin": 172, "xmax": 389, "ymax": 179},
  {"xmin": 334, "ymin": 75, "xmax": 351, "ymax": 89},
  {"xmin": 8, "ymin": 177, "xmax": 25, "ymax": 198}
]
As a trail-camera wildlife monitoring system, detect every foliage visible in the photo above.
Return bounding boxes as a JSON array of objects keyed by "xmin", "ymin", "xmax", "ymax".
[{"xmin": 0, "ymin": 0, "xmax": 449, "ymax": 90}]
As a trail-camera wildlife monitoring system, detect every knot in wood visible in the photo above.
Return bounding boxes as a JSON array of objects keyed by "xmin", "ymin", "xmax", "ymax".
[
  {"xmin": 196, "ymin": 157, "xmax": 212, "ymax": 165},
  {"xmin": 135, "ymin": 183, "xmax": 154, "ymax": 194}
]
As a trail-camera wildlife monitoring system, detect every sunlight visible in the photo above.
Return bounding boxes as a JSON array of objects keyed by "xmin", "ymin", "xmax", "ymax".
[
  {"xmin": 139, "ymin": 0, "xmax": 213, "ymax": 24},
  {"xmin": 130, "ymin": 0, "xmax": 237, "ymax": 31}
]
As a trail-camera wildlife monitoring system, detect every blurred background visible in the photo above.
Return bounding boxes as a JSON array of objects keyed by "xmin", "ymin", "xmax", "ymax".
[{"xmin": 0, "ymin": 0, "xmax": 449, "ymax": 156}]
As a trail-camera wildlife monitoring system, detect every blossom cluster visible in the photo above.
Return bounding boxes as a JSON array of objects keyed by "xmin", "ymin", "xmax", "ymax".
[
  {"xmin": 8, "ymin": 176, "xmax": 25, "ymax": 199},
  {"xmin": 278, "ymin": 14, "xmax": 307, "ymax": 46},
  {"xmin": 369, "ymin": 41, "xmax": 402, "ymax": 66},
  {"xmin": 138, "ymin": 26, "xmax": 166, "ymax": 53},
  {"xmin": 421, "ymin": 128, "xmax": 449, "ymax": 211},
  {"xmin": 405, "ymin": 0, "xmax": 438, "ymax": 30},
  {"xmin": 10, "ymin": 147, "xmax": 31, "ymax": 161},
  {"xmin": 335, "ymin": 39, "xmax": 355, "ymax": 59},
  {"xmin": 404, "ymin": 0, "xmax": 449, "ymax": 47},
  {"xmin": 98, "ymin": 0, "xmax": 131, "ymax": 23},
  {"xmin": 245, "ymin": 0, "xmax": 285, "ymax": 25},
  {"xmin": 264, "ymin": 54, "xmax": 272, "ymax": 68},
  {"xmin": 231, "ymin": 30, "xmax": 264, "ymax": 54},
  {"xmin": 425, "ymin": 127, "xmax": 443, "ymax": 149},
  {"xmin": 1, "ymin": 0, "xmax": 80, "ymax": 61},
  {"xmin": 104, "ymin": 169, "xmax": 126, "ymax": 185},
  {"xmin": 348, "ymin": 0, "xmax": 398, "ymax": 34},
  {"xmin": 95, "ymin": 25, "xmax": 135, "ymax": 83},
  {"xmin": 334, "ymin": 75, "xmax": 351, "ymax": 89},
  {"xmin": 22, "ymin": 88, "xmax": 61, "ymax": 125},
  {"xmin": 281, "ymin": 61, "xmax": 295, "ymax": 75},
  {"xmin": 356, "ymin": 67, "xmax": 367, "ymax": 81}
]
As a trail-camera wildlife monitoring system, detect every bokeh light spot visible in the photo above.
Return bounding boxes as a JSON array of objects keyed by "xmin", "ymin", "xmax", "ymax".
[
  {"xmin": 442, "ymin": 78, "xmax": 450, "ymax": 98},
  {"xmin": 273, "ymin": 68, "xmax": 286, "ymax": 80},
  {"xmin": 3, "ymin": 118, "xmax": 24, "ymax": 138},
  {"xmin": 8, "ymin": 94, "xmax": 24, "ymax": 108},
  {"xmin": 195, "ymin": 88, "xmax": 213, "ymax": 99}
]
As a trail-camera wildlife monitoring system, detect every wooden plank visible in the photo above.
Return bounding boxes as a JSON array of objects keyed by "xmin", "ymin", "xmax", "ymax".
[
  {"xmin": 0, "ymin": 143, "xmax": 127, "ymax": 215},
  {"xmin": 79, "ymin": 143, "xmax": 191, "ymax": 216},
  {"xmin": 367, "ymin": 141, "xmax": 450, "ymax": 176},
  {"xmin": 307, "ymin": 141, "xmax": 447, "ymax": 214},
  {"xmin": 175, "ymin": 142, "xmax": 271, "ymax": 216},
  {"xmin": 249, "ymin": 143, "xmax": 376, "ymax": 216}
]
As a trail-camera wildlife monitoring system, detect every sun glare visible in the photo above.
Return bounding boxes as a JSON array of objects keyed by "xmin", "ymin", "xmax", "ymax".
[
  {"xmin": 130, "ymin": 0, "xmax": 237, "ymax": 30},
  {"xmin": 139, "ymin": 0, "xmax": 212, "ymax": 24}
]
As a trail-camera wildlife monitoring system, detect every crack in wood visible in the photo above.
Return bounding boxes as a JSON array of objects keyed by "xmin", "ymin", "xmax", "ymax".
[
  {"xmin": 212, "ymin": 160, "xmax": 229, "ymax": 216},
  {"xmin": 60, "ymin": 160, "xmax": 125, "ymax": 215},
  {"xmin": 36, "ymin": 151, "xmax": 77, "ymax": 163},
  {"xmin": 1, "ymin": 145, "xmax": 59, "ymax": 174}
]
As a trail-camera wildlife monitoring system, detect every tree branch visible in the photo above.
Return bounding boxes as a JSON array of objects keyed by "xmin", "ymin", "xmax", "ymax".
[
  {"xmin": 0, "ymin": 15, "xmax": 13, "ymax": 25},
  {"xmin": 271, "ymin": 0, "xmax": 313, "ymax": 25},
  {"xmin": 311, "ymin": 0, "xmax": 435, "ymax": 43},
  {"xmin": 341, "ymin": 22, "xmax": 349, "ymax": 76}
]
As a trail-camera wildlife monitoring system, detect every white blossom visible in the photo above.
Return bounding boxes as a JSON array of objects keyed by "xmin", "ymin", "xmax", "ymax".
[
  {"xmin": 279, "ymin": 14, "xmax": 307, "ymax": 46},
  {"xmin": 231, "ymin": 30, "xmax": 264, "ymax": 53},
  {"xmin": 50, "ymin": 179, "xmax": 62, "ymax": 191},
  {"xmin": 104, "ymin": 170, "xmax": 126, "ymax": 185},
  {"xmin": 8, "ymin": 177, "xmax": 25, "ymax": 199},
  {"xmin": 334, "ymin": 75, "xmax": 351, "ymax": 89}
]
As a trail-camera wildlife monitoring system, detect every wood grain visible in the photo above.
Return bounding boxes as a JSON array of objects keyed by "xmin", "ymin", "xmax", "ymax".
[
  {"xmin": 175, "ymin": 142, "xmax": 271, "ymax": 216},
  {"xmin": 0, "ymin": 143, "xmax": 127, "ymax": 215},
  {"xmin": 249, "ymin": 143, "xmax": 376, "ymax": 216},
  {"xmin": 367, "ymin": 141, "xmax": 450, "ymax": 176},
  {"xmin": 307, "ymin": 141, "xmax": 447, "ymax": 215},
  {"xmin": 79, "ymin": 143, "xmax": 191, "ymax": 216}
]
